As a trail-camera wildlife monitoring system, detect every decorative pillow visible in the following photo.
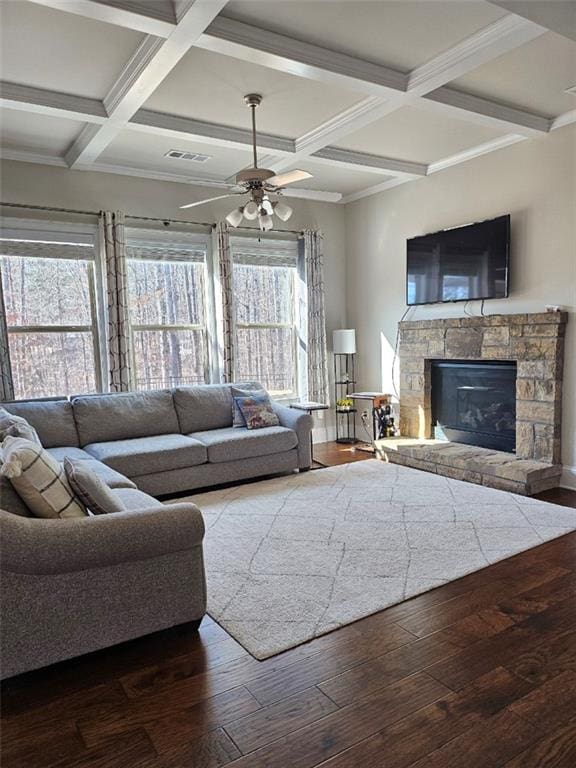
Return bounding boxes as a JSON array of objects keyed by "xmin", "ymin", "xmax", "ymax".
[
  {"xmin": 0, "ymin": 407, "xmax": 41, "ymax": 445},
  {"xmin": 64, "ymin": 458, "xmax": 126, "ymax": 516},
  {"xmin": 0, "ymin": 436, "xmax": 87, "ymax": 519},
  {"xmin": 231, "ymin": 385, "xmax": 269, "ymax": 427},
  {"xmin": 234, "ymin": 395, "xmax": 280, "ymax": 430}
]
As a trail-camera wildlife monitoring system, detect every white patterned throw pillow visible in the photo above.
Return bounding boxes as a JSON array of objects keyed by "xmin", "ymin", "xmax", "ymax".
[
  {"xmin": 0, "ymin": 436, "xmax": 87, "ymax": 519},
  {"xmin": 0, "ymin": 407, "xmax": 41, "ymax": 445}
]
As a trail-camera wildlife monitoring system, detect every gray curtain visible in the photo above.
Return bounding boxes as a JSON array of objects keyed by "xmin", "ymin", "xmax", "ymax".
[
  {"xmin": 215, "ymin": 222, "xmax": 235, "ymax": 383},
  {"xmin": 301, "ymin": 229, "xmax": 329, "ymax": 404},
  {"xmin": 99, "ymin": 211, "xmax": 132, "ymax": 392},
  {"xmin": 0, "ymin": 267, "xmax": 14, "ymax": 401}
]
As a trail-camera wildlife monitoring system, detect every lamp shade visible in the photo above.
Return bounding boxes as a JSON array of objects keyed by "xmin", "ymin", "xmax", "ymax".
[{"xmin": 333, "ymin": 329, "xmax": 356, "ymax": 354}]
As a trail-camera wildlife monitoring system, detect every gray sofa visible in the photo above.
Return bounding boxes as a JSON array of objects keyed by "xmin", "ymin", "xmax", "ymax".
[{"xmin": 0, "ymin": 384, "xmax": 312, "ymax": 678}]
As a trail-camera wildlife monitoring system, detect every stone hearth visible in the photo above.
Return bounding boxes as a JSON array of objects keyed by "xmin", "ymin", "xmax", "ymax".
[{"xmin": 377, "ymin": 312, "xmax": 567, "ymax": 495}]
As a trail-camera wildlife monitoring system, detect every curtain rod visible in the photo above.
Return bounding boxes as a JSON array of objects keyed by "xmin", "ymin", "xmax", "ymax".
[{"xmin": 0, "ymin": 202, "xmax": 304, "ymax": 236}]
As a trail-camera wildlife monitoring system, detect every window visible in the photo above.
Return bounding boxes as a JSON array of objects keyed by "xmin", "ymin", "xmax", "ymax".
[
  {"xmin": 231, "ymin": 237, "xmax": 299, "ymax": 398},
  {"xmin": 0, "ymin": 232, "xmax": 101, "ymax": 399},
  {"xmin": 125, "ymin": 232, "xmax": 211, "ymax": 390}
]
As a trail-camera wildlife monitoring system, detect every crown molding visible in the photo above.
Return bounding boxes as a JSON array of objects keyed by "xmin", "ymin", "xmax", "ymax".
[
  {"xmin": 103, "ymin": 36, "xmax": 165, "ymax": 115},
  {"xmin": 427, "ymin": 134, "xmax": 527, "ymax": 174},
  {"xmin": 340, "ymin": 176, "xmax": 412, "ymax": 204},
  {"xmin": 0, "ymin": 148, "xmax": 68, "ymax": 167},
  {"xmin": 311, "ymin": 146, "xmax": 427, "ymax": 178},
  {"xmin": 0, "ymin": 82, "xmax": 107, "ymax": 122}
]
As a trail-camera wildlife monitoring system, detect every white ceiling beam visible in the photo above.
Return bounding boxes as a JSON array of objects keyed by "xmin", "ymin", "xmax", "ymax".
[
  {"xmin": 0, "ymin": 82, "xmax": 107, "ymax": 123},
  {"xmin": 129, "ymin": 108, "xmax": 295, "ymax": 156},
  {"xmin": 27, "ymin": 0, "xmax": 176, "ymax": 37},
  {"xmin": 421, "ymin": 86, "xmax": 551, "ymax": 136},
  {"xmin": 407, "ymin": 14, "xmax": 545, "ymax": 95},
  {"xmin": 263, "ymin": 13, "xmax": 547, "ymax": 175},
  {"xmin": 197, "ymin": 16, "xmax": 408, "ymax": 97},
  {"xmin": 550, "ymin": 109, "xmax": 576, "ymax": 132},
  {"xmin": 488, "ymin": 1, "xmax": 576, "ymax": 43},
  {"xmin": 65, "ymin": 0, "xmax": 230, "ymax": 168},
  {"xmin": 310, "ymin": 147, "xmax": 427, "ymax": 178}
]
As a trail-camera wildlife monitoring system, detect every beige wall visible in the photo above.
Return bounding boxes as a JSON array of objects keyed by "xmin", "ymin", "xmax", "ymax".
[
  {"xmin": 345, "ymin": 126, "xmax": 576, "ymax": 487},
  {"xmin": 0, "ymin": 160, "xmax": 347, "ymax": 440}
]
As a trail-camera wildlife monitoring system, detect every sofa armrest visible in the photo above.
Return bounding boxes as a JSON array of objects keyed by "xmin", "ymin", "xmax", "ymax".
[
  {"xmin": 0, "ymin": 503, "xmax": 205, "ymax": 576},
  {"xmin": 272, "ymin": 403, "xmax": 312, "ymax": 469}
]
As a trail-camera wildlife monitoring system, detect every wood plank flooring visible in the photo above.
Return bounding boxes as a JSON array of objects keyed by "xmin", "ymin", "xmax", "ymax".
[{"xmin": 3, "ymin": 444, "xmax": 576, "ymax": 768}]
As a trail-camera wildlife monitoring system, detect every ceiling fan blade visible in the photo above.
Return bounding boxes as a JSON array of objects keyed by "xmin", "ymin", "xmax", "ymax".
[
  {"xmin": 179, "ymin": 193, "xmax": 243, "ymax": 210},
  {"xmin": 267, "ymin": 169, "xmax": 313, "ymax": 188}
]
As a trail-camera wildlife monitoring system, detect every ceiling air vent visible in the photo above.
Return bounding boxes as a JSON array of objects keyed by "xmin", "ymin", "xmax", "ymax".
[{"xmin": 165, "ymin": 150, "xmax": 212, "ymax": 162}]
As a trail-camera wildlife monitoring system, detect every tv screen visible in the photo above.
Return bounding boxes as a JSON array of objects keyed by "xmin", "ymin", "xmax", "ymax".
[{"xmin": 406, "ymin": 214, "xmax": 510, "ymax": 306}]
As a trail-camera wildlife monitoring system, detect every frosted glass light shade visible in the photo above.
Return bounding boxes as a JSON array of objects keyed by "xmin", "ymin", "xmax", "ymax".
[
  {"xmin": 333, "ymin": 329, "xmax": 356, "ymax": 354},
  {"xmin": 225, "ymin": 207, "xmax": 244, "ymax": 227},
  {"xmin": 243, "ymin": 200, "xmax": 259, "ymax": 220}
]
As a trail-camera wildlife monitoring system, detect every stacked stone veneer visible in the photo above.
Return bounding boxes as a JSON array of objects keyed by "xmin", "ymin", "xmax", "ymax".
[{"xmin": 383, "ymin": 312, "xmax": 568, "ymax": 494}]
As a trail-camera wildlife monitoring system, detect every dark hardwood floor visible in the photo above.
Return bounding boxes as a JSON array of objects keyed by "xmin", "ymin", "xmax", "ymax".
[{"xmin": 3, "ymin": 444, "xmax": 576, "ymax": 768}]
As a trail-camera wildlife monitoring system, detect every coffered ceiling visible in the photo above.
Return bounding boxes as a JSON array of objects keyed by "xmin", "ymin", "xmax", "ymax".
[{"xmin": 1, "ymin": 0, "xmax": 575, "ymax": 206}]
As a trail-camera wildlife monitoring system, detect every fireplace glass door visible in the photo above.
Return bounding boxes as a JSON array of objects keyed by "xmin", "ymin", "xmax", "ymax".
[{"xmin": 431, "ymin": 360, "xmax": 517, "ymax": 452}]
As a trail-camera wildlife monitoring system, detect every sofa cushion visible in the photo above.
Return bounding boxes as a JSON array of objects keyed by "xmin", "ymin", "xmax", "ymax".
[
  {"xmin": 2, "ymin": 399, "xmax": 80, "ymax": 448},
  {"xmin": 234, "ymin": 395, "xmax": 280, "ymax": 430},
  {"xmin": 72, "ymin": 390, "xmax": 180, "ymax": 445},
  {"xmin": 0, "ymin": 436, "xmax": 87, "ymax": 519},
  {"xmin": 112, "ymin": 487, "xmax": 164, "ymax": 511},
  {"xmin": 190, "ymin": 426, "xmax": 297, "ymax": 464},
  {"xmin": 84, "ymin": 434, "xmax": 207, "ymax": 477},
  {"xmin": 173, "ymin": 385, "xmax": 235, "ymax": 433},
  {"xmin": 64, "ymin": 458, "xmax": 125, "ymax": 516},
  {"xmin": 45, "ymin": 449, "xmax": 135, "ymax": 489}
]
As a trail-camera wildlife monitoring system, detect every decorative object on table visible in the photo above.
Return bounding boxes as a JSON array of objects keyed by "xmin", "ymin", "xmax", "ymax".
[
  {"xmin": 333, "ymin": 329, "xmax": 358, "ymax": 444},
  {"xmin": 289, "ymin": 401, "xmax": 329, "ymax": 468}
]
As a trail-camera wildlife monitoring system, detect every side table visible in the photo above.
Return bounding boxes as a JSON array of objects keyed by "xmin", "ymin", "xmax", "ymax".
[{"xmin": 289, "ymin": 402, "xmax": 329, "ymax": 468}]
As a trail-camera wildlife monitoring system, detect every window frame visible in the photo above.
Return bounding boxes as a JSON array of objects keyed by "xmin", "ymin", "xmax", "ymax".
[
  {"xmin": 0, "ymin": 220, "xmax": 104, "ymax": 399},
  {"xmin": 230, "ymin": 235, "xmax": 300, "ymax": 400},
  {"xmin": 124, "ymin": 228, "xmax": 214, "ymax": 391}
]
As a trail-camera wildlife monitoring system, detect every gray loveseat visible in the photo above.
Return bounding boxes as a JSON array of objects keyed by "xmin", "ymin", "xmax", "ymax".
[{"xmin": 0, "ymin": 384, "xmax": 311, "ymax": 678}]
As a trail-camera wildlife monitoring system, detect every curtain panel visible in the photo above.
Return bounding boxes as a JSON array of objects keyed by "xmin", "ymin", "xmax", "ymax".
[
  {"xmin": 99, "ymin": 211, "xmax": 132, "ymax": 392},
  {"xmin": 215, "ymin": 222, "xmax": 235, "ymax": 383},
  {"xmin": 0, "ymin": 266, "xmax": 14, "ymax": 401},
  {"xmin": 301, "ymin": 229, "xmax": 330, "ymax": 404}
]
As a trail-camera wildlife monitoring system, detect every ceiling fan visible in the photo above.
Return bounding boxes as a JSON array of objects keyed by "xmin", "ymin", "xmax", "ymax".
[{"xmin": 179, "ymin": 94, "xmax": 313, "ymax": 231}]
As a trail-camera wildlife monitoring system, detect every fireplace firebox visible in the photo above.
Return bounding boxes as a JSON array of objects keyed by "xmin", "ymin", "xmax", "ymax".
[{"xmin": 431, "ymin": 360, "xmax": 517, "ymax": 453}]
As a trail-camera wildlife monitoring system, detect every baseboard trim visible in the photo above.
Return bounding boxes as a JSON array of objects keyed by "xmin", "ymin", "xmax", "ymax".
[{"xmin": 560, "ymin": 465, "xmax": 576, "ymax": 490}]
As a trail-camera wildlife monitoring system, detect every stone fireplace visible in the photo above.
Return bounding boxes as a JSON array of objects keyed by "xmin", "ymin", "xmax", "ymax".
[{"xmin": 377, "ymin": 311, "xmax": 567, "ymax": 495}]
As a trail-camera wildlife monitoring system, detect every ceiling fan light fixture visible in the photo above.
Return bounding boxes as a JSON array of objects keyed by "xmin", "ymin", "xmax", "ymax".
[
  {"xmin": 258, "ymin": 213, "xmax": 274, "ymax": 231},
  {"xmin": 226, "ymin": 207, "xmax": 244, "ymax": 227},
  {"xmin": 243, "ymin": 200, "xmax": 259, "ymax": 220},
  {"xmin": 273, "ymin": 200, "xmax": 293, "ymax": 222}
]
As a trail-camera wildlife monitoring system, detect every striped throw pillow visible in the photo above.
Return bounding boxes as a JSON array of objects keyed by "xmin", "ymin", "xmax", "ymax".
[{"xmin": 0, "ymin": 436, "xmax": 87, "ymax": 519}]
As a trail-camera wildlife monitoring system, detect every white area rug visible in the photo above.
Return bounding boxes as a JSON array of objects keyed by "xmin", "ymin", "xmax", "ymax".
[{"xmin": 183, "ymin": 460, "xmax": 576, "ymax": 659}]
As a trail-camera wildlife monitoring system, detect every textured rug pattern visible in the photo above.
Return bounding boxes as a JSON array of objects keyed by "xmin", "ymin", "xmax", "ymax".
[{"xmin": 183, "ymin": 460, "xmax": 576, "ymax": 659}]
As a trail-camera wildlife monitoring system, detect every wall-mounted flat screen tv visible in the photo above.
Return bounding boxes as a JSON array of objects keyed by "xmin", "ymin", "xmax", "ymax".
[{"xmin": 406, "ymin": 214, "xmax": 510, "ymax": 306}]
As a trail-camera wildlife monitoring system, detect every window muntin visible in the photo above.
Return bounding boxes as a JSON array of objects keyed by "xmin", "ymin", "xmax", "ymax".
[
  {"xmin": 125, "ymin": 236, "xmax": 210, "ymax": 391},
  {"xmin": 0, "ymin": 236, "xmax": 100, "ymax": 400},
  {"xmin": 231, "ymin": 238, "xmax": 299, "ymax": 398}
]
